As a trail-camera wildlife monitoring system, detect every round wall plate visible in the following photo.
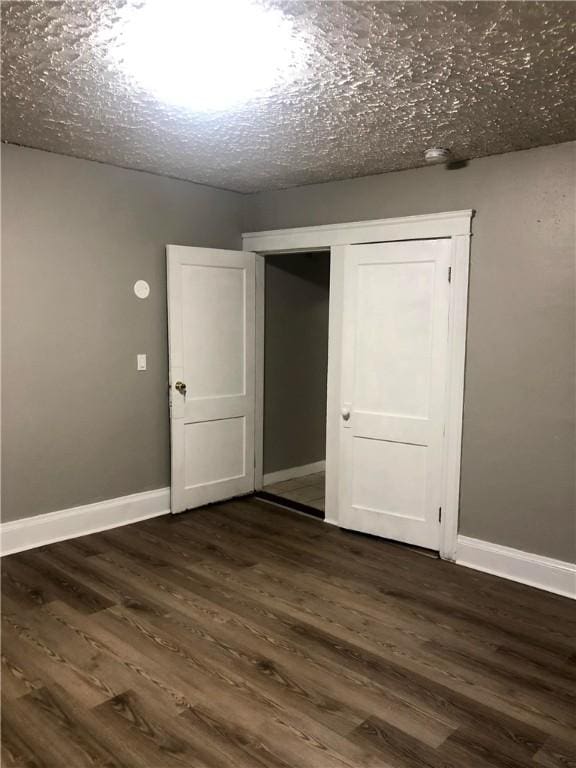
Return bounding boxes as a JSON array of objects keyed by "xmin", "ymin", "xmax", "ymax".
[{"xmin": 134, "ymin": 279, "xmax": 150, "ymax": 299}]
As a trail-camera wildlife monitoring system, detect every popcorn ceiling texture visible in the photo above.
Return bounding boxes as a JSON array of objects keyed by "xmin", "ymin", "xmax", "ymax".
[{"xmin": 2, "ymin": 1, "xmax": 575, "ymax": 193}]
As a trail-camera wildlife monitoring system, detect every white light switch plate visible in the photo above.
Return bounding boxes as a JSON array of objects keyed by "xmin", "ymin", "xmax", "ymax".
[{"xmin": 137, "ymin": 354, "xmax": 147, "ymax": 371}]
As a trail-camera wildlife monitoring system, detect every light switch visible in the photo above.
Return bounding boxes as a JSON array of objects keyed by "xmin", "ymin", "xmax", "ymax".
[{"xmin": 137, "ymin": 354, "xmax": 147, "ymax": 371}]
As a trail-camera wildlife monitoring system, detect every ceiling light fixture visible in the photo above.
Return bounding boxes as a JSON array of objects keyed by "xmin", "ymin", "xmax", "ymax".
[
  {"xmin": 113, "ymin": 0, "xmax": 307, "ymax": 113},
  {"xmin": 424, "ymin": 147, "xmax": 451, "ymax": 165}
]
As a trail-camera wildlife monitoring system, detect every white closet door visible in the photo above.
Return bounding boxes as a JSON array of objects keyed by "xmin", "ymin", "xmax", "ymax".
[
  {"xmin": 167, "ymin": 246, "xmax": 256, "ymax": 513},
  {"xmin": 338, "ymin": 239, "xmax": 451, "ymax": 549}
]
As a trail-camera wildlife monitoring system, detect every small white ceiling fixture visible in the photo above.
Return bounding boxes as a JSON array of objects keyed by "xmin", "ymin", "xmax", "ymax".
[
  {"xmin": 113, "ymin": 0, "xmax": 308, "ymax": 112},
  {"xmin": 424, "ymin": 148, "xmax": 451, "ymax": 165}
]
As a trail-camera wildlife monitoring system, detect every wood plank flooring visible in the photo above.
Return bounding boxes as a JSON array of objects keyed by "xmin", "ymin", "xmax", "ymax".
[{"xmin": 2, "ymin": 496, "xmax": 575, "ymax": 768}]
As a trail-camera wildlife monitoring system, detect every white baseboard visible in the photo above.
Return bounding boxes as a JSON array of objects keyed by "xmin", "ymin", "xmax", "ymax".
[
  {"xmin": 6, "ymin": 491, "xmax": 571, "ymax": 601},
  {"xmin": 456, "ymin": 536, "xmax": 576, "ymax": 599},
  {"xmin": 263, "ymin": 461, "xmax": 326, "ymax": 486},
  {"xmin": 1, "ymin": 487, "xmax": 171, "ymax": 557}
]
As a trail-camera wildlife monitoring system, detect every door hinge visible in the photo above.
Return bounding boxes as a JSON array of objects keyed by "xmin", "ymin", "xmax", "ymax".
[
  {"xmin": 438, "ymin": 507, "xmax": 442, "ymax": 523},
  {"xmin": 448, "ymin": 267, "xmax": 452, "ymax": 283}
]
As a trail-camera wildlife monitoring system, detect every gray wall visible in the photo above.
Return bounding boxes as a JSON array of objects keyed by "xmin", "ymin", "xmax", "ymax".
[
  {"xmin": 2, "ymin": 144, "xmax": 243, "ymax": 523},
  {"xmin": 245, "ymin": 142, "xmax": 576, "ymax": 562},
  {"xmin": 264, "ymin": 252, "xmax": 330, "ymax": 475},
  {"xmin": 4, "ymin": 141, "xmax": 574, "ymax": 563}
]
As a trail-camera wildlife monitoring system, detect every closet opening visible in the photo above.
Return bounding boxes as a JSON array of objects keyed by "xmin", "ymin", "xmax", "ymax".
[{"xmin": 256, "ymin": 250, "xmax": 331, "ymax": 519}]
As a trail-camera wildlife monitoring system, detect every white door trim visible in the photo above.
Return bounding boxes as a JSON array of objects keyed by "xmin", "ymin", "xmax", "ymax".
[
  {"xmin": 243, "ymin": 210, "xmax": 473, "ymax": 251},
  {"xmin": 243, "ymin": 210, "xmax": 473, "ymax": 562},
  {"xmin": 254, "ymin": 254, "xmax": 266, "ymax": 490},
  {"xmin": 440, "ymin": 234, "xmax": 471, "ymax": 559}
]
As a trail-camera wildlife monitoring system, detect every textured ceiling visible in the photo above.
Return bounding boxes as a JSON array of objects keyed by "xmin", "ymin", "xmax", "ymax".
[{"xmin": 2, "ymin": 1, "xmax": 575, "ymax": 193}]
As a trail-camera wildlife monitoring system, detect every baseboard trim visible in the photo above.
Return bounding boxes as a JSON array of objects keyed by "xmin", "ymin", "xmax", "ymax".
[
  {"xmin": 456, "ymin": 535, "xmax": 576, "ymax": 599},
  {"xmin": 6, "ymin": 492, "xmax": 571, "ymax": 600},
  {"xmin": 1, "ymin": 487, "xmax": 171, "ymax": 556},
  {"xmin": 263, "ymin": 461, "xmax": 325, "ymax": 486}
]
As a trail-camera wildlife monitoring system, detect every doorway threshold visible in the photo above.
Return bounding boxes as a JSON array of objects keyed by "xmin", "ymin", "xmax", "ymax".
[{"xmin": 254, "ymin": 491, "xmax": 325, "ymax": 520}]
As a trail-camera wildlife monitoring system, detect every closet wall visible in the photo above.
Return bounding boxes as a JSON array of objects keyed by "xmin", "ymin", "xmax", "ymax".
[{"xmin": 263, "ymin": 252, "xmax": 330, "ymax": 475}]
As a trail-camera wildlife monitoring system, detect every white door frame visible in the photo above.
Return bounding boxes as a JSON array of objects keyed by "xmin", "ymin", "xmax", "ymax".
[{"xmin": 242, "ymin": 209, "xmax": 473, "ymax": 561}]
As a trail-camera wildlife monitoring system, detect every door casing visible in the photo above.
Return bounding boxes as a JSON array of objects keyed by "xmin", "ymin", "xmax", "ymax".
[{"xmin": 243, "ymin": 210, "xmax": 473, "ymax": 562}]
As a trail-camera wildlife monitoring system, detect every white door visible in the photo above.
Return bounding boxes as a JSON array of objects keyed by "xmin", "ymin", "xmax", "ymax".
[
  {"xmin": 167, "ymin": 246, "xmax": 256, "ymax": 513},
  {"xmin": 339, "ymin": 239, "xmax": 451, "ymax": 550}
]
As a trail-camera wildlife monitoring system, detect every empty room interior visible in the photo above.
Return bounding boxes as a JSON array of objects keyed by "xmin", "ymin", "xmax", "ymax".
[{"xmin": 1, "ymin": 2, "xmax": 575, "ymax": 767}]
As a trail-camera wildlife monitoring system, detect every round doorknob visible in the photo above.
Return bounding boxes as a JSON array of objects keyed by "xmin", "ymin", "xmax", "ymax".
[
  {"xmin": 175, "ymin": 381, "xmax": 187, "ymax": 395},
  {"xmin": 341, "ymin": 407, "xmax": 351, "ymax": 421}
]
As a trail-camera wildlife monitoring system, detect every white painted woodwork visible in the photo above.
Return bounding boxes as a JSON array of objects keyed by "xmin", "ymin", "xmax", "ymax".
[
  {"xmin": 457, "ymin": 536, "xmax": 576, "ymax": 599},
  {"xmin": 242, "ymin": 210, "xmax": 473, "ymax": 251},
  {"xmin": 324, "ymin": 245, "xmax": 346, "ymax": 526},
  {"xmin": 167, "ymin": 246, "xmax": 256, "ymax": 513},
  {"xmin": 245, "ymin": 211, "xmax": 472, "ymax": 559},
  {"xmin": 0, "ymin": 488, "xmax": 170, "ymax": 556},
  {"xmin": 338, "ymin": 239, "xmax": 452, "ymax": 550},
  {"xmin": 440, "ymin": 235, "xmax": 471, "ymax": 559},
  {"xmin": 254, "ymin": 254, "xmax": 266, "ymax": 490}
]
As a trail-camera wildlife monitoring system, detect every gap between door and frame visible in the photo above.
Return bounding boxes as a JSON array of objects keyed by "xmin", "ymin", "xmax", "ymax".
[{"xmin": 254, "ymin": 250, "xmax": 330, "ymax": 520}]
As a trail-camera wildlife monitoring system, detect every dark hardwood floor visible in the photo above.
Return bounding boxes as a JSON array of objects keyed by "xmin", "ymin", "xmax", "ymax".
[{"xmin": 2, "ymin": 496, "xmax": 575, "ymax": 767}]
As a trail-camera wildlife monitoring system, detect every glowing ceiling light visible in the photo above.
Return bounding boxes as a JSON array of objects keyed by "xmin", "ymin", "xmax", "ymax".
[{"xmin": 113, "ymin": 0, "xmax": 307, "ymax": 112}]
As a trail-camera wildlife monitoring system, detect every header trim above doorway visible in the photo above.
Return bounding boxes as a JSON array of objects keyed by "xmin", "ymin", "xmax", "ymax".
[{"xmin": 242, "ymin": 209, "xmax": 473, "ymax": 252}]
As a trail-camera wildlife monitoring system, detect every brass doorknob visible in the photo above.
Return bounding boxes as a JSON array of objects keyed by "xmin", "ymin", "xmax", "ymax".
[{"xmin": 175, "ymin": 381, "xmax": 187, "ymax": 395}]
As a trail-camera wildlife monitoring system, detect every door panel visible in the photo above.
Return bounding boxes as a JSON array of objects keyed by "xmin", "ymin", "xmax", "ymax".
[
  {"xmin": 183, "ymin": 417, "xmax": 246, "ymax": 487},
  {"xmin": 339, "ymin": 239, "xmax": 451, "ymax": 550},
  {"xmin": 354, "ymin": 259, "xmax": 435, "ymax": 418},
  {"xmin": 182, "ymin": 265, "xmax": 246, "ymax": 398},
  {"xmin": 167, "ymin": 246, "xmax": 256, "ymax": 513}
]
